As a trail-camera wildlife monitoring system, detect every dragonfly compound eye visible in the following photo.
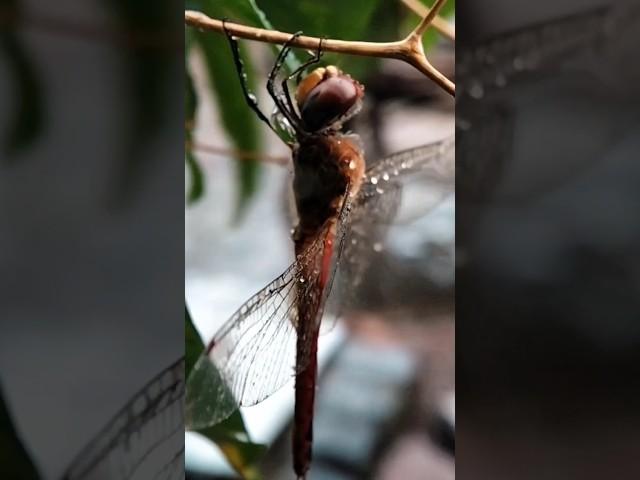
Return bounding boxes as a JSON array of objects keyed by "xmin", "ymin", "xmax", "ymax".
[{"xmin": 296, "ymin": 65, "xmax": 364, "ymax": 132}]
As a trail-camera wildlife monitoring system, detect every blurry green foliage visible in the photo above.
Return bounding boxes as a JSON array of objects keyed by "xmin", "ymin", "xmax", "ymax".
[
  {"xmin": 1, "ymin": 0, "xmax": 44, "ymax": 158},
  {"xmin": 104, "ymin": 0, "xmax": 179, "ymax": 206},
  {"xmin": 421, "ymin": 0, "xmax": 455, "ymax": 52},
  {"xmin": 187, "ymin": 1, "xmax": 266, "ymax": 219},
  {"xmin": 185, "ymin": 41, "xmax": 205, "ymax": 204}
]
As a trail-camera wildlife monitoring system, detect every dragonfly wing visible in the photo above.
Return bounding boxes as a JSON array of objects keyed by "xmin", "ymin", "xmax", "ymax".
[
  {"xmin": 63, "ymin": 359, "xmax": 185, "ymax": 480},
  {"xmin": 186, "ymin": 218, "xmax": 344, "ymax": 429},
  {"xmin": 323, "ymin": 182, "xmax": 401, "ymax": 328},
  {"xmin": 323, "ymin": 136, "xmax": 455, "ymax": 327},
  {"xmin": 365, "ymin": 135, "xmax": 454, "ymax": 187},
  {"xmin": 365, "ymin": 135, "xmax": 454, "ymax": 223}
]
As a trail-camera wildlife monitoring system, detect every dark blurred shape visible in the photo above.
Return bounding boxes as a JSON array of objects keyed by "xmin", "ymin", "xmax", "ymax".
[
  {"xmin": 62, "ymin": 359, "xmax": 184, "ymax": 480},
  {"xmin": 0, "ymin": 383, "xmax": 40, "ymax": 478},
  {"xmin": 0, "ymin": 1, "xmax": 44, "ymax": 157},
  {"xmin": 457, "ymin": 0, "xmax": 640, "ymax": 478},
  {"xmin": 0, "ymin": 1, "xmax": 183, "ymax": 478}
]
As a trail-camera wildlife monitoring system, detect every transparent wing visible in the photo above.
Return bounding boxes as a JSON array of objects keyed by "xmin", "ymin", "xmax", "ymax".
[
  {"xmin": 325, "ymin": 136, "xmax": 455, "ymax": 322},
  {"xmin": 186, "ymin": 200, "xmax": 353, "ymax": 430},
  {"xmin": 364, "ymin": 135, "xmax": 454, "ymax": 186},
  {"xmin": 62, "ymin": 359, "xmax": 185, "ymax": 480}
]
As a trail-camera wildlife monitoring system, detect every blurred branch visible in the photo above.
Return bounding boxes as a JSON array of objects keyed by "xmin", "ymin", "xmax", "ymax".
[
  {"xmin": 185, "ymin": 7, "xmax": 455, "ymax": 96},
  {"xmin": 400, "ymin": 0, "xmax": 455, "ymax": 40},
  {"xmin": 0, "ymin": 6, "xmax": 180, "ymax": 50},
  {"xmin": 186, "ymin": 140, "xmax": 289, "ymax": 166}
]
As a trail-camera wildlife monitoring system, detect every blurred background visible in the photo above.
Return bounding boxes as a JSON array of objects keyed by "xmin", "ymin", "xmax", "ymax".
[
  {"xmin": 456, "ymin": 1, "xmax": 640, "ymax": 478},
  {"xmin": 185, "ymin": 1, "xmax": 454, "ymax": 479}
]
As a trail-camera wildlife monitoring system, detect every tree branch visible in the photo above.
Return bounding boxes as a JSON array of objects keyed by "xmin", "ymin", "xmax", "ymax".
[
  {"xmin": 412, "ymin": 0, "xmax": 449, "ymax": 37},
  {"xmin": 185, "ymin": 9, "xmax": 454, "ymax": 96},
  {"xmin": 400, "ymin": 0, "xmax": 455, "ymax": 40}
]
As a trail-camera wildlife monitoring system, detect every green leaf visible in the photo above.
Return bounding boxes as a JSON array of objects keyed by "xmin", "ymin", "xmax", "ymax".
[
  {"xmin": 194, "ymin": 0, "xmax": 300, "ymax": 71},
  {"xmin": 185, "ymin": 304, "xmax": 204, "ymax": 378},
  {"xmin": 0, "ymin": 383, "xmax": 40, "ymax": 479},
  {"xmin": 185, "ymin": 304, "xmax": 265, "ymax": 478},
  {"xmin": 192, "ymin": 0, "xmax": 276, "ymax": 220},
  {"xmin": 197, "ymin": 427, "xmax": 266, "ymax": 480},
  {"xmin": 186, "ymin": 151, "xmax": 205, "ymax": 204},
  {"xmin": 261, "ymin": 0, "xmax": 382, "ymax": 39},
  {"xmin": 258, "ymin": 0, "xmax": 384, "ymax": 75}
]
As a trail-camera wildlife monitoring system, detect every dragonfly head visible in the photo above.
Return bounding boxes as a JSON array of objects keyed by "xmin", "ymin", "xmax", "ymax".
[{"xmin": 295, "ymin": 65, "xmax": 364, "ymax": 133}]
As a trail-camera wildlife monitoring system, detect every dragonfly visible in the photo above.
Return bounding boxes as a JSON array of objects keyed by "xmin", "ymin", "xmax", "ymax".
[{"xmin": 186, "ymin": 26, "xmax": 454, "ymax": 479}]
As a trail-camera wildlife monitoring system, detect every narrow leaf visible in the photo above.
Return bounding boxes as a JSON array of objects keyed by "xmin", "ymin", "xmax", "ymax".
[
  {"xmin": 185, "ymin": 304, "xmax": 204, "ymax": 378},
  {"xmin": 185, "ymin": 65, "xmax": 205, "ymax": 203},
  {"xmin": 185, "ymin": 305, "xmax": 263, "ymax": 477}
]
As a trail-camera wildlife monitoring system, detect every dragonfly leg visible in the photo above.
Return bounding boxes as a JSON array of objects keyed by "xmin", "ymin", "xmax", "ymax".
[
  {"xmin": 222, "ymin": 19, "xmax": 280, "ymax": 136},
  {"xmin": 266, "ymin": 32, "xmax": 307, "ymax": 135},
  {"xmin": 280, "ymin": 38, "xmax": 325, "ymax": 123}
]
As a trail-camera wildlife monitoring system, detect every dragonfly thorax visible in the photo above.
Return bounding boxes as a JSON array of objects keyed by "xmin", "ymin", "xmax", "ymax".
[{"xmin": 293, "ymin": 134, "xmax": 364, "ymax": 238}]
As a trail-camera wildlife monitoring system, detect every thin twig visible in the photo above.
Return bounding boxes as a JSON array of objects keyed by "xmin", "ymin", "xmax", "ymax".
[
  {"xmin": 187, "ymin": 141, "xmax": 289, "ymax": 166},
  {"xmin": 185, "ymin": 9, "xmax": 454, "ymax": 96},
  {"xmin": 412, "ymin": 0, "xmax": 448, "ymax": 37},
  {"xmin": 400, "ymin": 0, "xmax": 455, "ymax": 40}
]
